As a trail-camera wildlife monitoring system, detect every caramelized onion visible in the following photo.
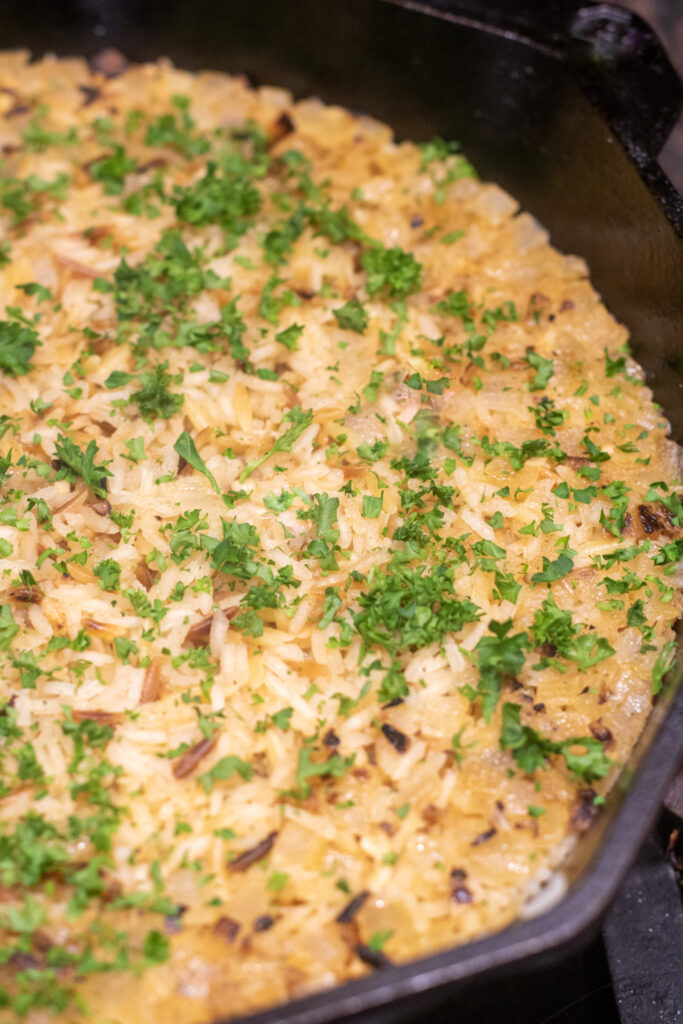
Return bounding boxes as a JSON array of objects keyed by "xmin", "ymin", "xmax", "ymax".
[{"xmin": 140, "ymin": 658, "xmax": 163, "ymax": 704}]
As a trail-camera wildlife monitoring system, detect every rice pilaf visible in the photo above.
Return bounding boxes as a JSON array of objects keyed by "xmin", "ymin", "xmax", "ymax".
[{"xmin": 0, "ymin": 52, "xmax": 680, "ymax": 1023}]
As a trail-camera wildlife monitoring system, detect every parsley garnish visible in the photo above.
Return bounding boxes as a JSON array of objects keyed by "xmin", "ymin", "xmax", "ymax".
[
  {"xmin": 172, "ymin": 159, "xmax": 262, "ymax": 243},
  {"xmin": 275, "ymin": 323, "xmax": 304, "ymax": 351},
  {"xmin": 361, "ymin": 245, "xmax": 422, "ymax": 299},
  {"xmin": 333, "ymin": 299, "xmax": 368, "ymax": 334},
  {"xmin": 239, "ymin": 407, "xmax": 314, "ymax": 481},
  {"xmin": 0, "ymin": 320, "xmax": 41, "ymax": 377},
  {"xmin": 94, "ymin": 559, "xmax": 121, "ymax": 592},
  {"xmin": 525, "ymin": 349, "xmax": 554, "ymax": 391},
  {"xmin": 198, "ymin": 755, "xmax": 253, "ymax": 793},
  {"xmin": 144, "ymin": 94, "xmax": 210, "ymax": 158},
  {"xmin": 470, "ymin": 620, "xmax": 528, "ymax": 721},
  {"xmin": 652, "ymin": 640, "xmax": 676, "ymax": 694},
  {"xmin": 362, "ymin": 494, "xmax": 383, "ymax": 518},
  {"xmin": 500, "ymin": 702, "xmax": 610, "ymax": 782},
  {"xmin": 530, "ymin": 595, "xmax": 615, "ymax": 671},
  {"xmin": 53, "ymin": 435, "xmax": 113, "ymax": 498},
  {"xmin": 90, "ymin": 144, "xmax": 138, "ymax": 194},
  {"xmin": 174, "ymin": 431, "xmax": 220, "ymax": 493},
  {"xmin": 293, "ymin": 742, "xmax": 355, "ymax": 799},
  {"xmin": 130, "ymin": 363, "xmax": 184, "ymax": 420},
  {"xmin": 354, "ymin": 563, "xmax": 480, "ymax": 702},
  {"xmin": 531, "ymin": 553, "xmax": 574, "ymax": 584},
  {"xmin": 0, "ymin": 604, "xmax": 19, "ymax": 651}
]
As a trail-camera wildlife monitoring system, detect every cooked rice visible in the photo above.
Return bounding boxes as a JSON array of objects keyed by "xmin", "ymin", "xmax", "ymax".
[{"xmin": 0, "ymin": 52, "xmax": 680, "ymax": 1023}]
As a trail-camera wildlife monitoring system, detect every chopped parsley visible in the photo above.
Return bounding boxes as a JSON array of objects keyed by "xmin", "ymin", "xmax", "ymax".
[
  {"xmin": 333, "ymin": 299, "xmax": 368, "ymax": 334},
  {"xmin": 53, "ymin": 435, "xmax": 113, "ymax": 498},
  {"xmin": 361, "ymin": 245, "xmax": 422, "ymax": 299},
  {"xmin": 174, "ymin": 431, "xmax": 220, "ymax": 493},
  {"xmin": 500, "ymin": 702, "xmax": 610, "ymax": 783},
  {"xmin": 239, "ymin": 407, "xmax": 314, "ymax": 481},
  {"xmin": 0, "ymin": 320, "xmax": 41, "ymax": 377},
  {"xmin": 525, "ymin": 349, "xmax": 554, "ymax": 391}
]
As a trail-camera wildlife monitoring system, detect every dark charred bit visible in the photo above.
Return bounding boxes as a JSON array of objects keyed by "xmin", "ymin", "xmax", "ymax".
[
  {"xmin": 565, "ymin": 455, "xmax": 591, "ymax": 469},
  {"xmin": 382, "ymin": 697, "xmax": 404, "ymax": 709},
  {"xmin": 172, "ymin": 737, "xmax": 217, "ymax": 779},
  {"xmin": 186, "ymin": 613, "xmax": 214, "ymax": 648},
  {"xmin": 621, "ymin": 511, "xmax": 633, "ymax": 536},
  {"xmin": 589, "ymin": 721, "xmax": 613, "ymax": 744},
  {"xmin": 134, "ymin": 561, "xmax": 154, "ymax": 591},
  {"xmin": 421, "ymin": 803, "xmax": 440, "ymax": 827},
  {"xmin": 268, "ymin": 110, "xmax": 295, "ymax": 149},
  {"xmin": 30, "ymin": 930, "xmax": 53, "ymax": 954},
  {"xmin": 323, "ymin": 729, "xmax": 340, "ymax": 748},
  {"xmin": 251, "ymin": 750, "xmax": 271, "ymax": 779},
  {"xmin": 96, "ymin": 419, "xmax": 117, "ymax": 437},
  {"xmin": 6, "ymin": 104, "xmax": 30, "ymax": 118},
  {"xmin": 228, "ymin": 831, "xmax": 279, "ymax": 872},
  {"xmin": 450, "ymin": 866, "xmax": 474, "ymax": 904},
  {"xmin": 381, "ymin": 723, "xmax": 409, "ymax": 753},
  {"xmin": 295, "ymin": 288, "xmax": 315, "ymax": 301},
  {"xmin": 11, "ymin": 585, "xmax": 40, "ymax": 604},
  {"xmin": 91, "ymin": 48, "xmax": 128, "ymax": 78},
  {"xmin": 9, "ymin": 952, "xmax": 42, "ymax": 970},
  {"xmin": 164, "ymin": 905, "xmax": 187, "ymax": 935},
  {"xmin": 51, "ymin": 458, "xmax": 62, "ymax": 471},
  {"xmin": 533, "ymin": 703, "xmax": 546, "ymax": 713},
  {"xmin": 539, "ymin": 642, "xmax": 557, "ymax": 658},
  {"xmin": 509, "ymin": 679, "xmax": 525, "ymax": 692},
  {"xmin": 79, "ymin": 84, "xmax": 101, "ymax": 107},
  {"xmin": 379, "ymin": 821, "xmax": 395, "ymax": 836},
  {"xmin": 471, "ymin": 827, "xmax": 497, "ymax": 847},
  {"xmin": 579, "ymin": 686, "xmax": 590, "ymax": 696},
  {"xmin": 89, "ymin": 499, "xmax": 112, "ymax": 516},
  {"xmin": 137, "ymin": 157, "xmax": 167, "ymax": 173},
  {"xmin": 638, "ymin": 503, "xmax": 671, "ymax": 535},
  {"xmin": 354, "ymin": 943, "xmax": 392, "ymax": 970},
  {"xmin": 272, "ymin": 109, "xmax": 294, "ymax": 139},
  {"xmin": 569, "ymin": 788, "xmax": 599, "ymax": 833},
  {"xmin": 72, "ymin": 709, "xmax": 123, "ymax": 725},
  {"xmin": 410, "ymin": 214, "xmax": 424, "ymax": 228},
  {"xmin": 559, "ymin": 299, "xmax": 575, "ymax": 312},
  {"xmin": 336, "ymin": 890, "xmax": 369, "ymax": 924},
  {"xmin": 214, "ymin": 916, "xmax": 240, "ymax": 944},
  {"xmin": 253, "ymin": 914, "xmax": 275, "ymax": 933},
  {"xmin": 177, "ymin": 454, "xmax": 188, "ymax": 474}
]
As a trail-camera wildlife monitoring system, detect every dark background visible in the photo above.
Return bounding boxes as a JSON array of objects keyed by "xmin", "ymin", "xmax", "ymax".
[{"xmin": 620, "ymin": 0, "xmax": 683, "ymax": 191}]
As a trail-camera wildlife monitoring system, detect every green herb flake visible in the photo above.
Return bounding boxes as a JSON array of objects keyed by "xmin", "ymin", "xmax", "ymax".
[
  {"xmin": 333, "ymin": 299, "xmax": 369, "ymax": 334},
  {"xmin": 173, "ymin": 431, "xmax": 220, "ymax": 493},
  {"xmin": 362, "ymin": 494, "xmax": 383, "ymax": 519}
]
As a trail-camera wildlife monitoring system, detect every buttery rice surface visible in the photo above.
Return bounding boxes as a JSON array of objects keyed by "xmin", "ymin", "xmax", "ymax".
[{"xmin": 0, "ymin": 53, "xmax": 681, "ymax": 1023}]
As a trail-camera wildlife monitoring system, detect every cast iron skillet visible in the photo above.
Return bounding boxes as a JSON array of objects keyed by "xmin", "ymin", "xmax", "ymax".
[{"xmin": 1, "ymin": 1, "xmax": 682, "ymax": 1021}]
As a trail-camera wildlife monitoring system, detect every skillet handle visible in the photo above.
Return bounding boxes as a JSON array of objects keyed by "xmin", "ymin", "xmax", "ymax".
[
  {"xmin": 566, "ymin": 3, "xmax": 683, "ymax": 158},
  {"xmin": 415, "ymin": 0, "xmax": 682, "ymax": 159}
]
